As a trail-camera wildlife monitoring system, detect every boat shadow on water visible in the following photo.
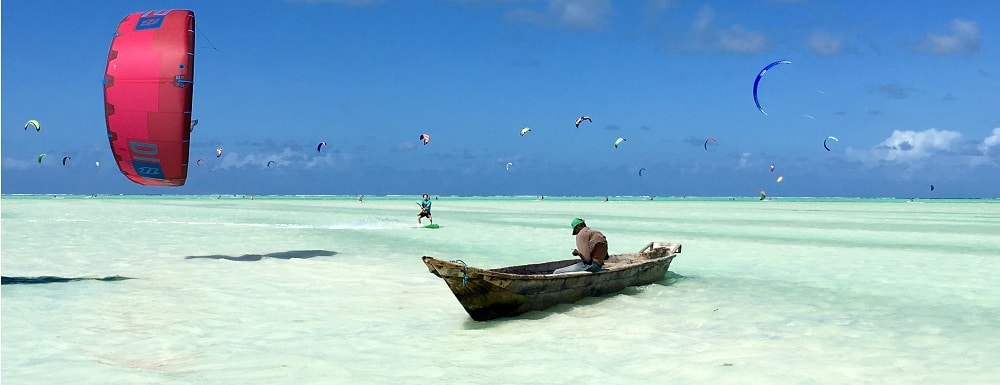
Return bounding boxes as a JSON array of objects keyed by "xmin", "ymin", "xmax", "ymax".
[
  {"xmin": 1, "ymin": 275, "xmax": 135, "ymax": 285},
  {"xmin": 184, "ymin": 250, "xmax": 338, "ymax": 262},
  {"xmin": 656, "ymin": 271, "xmax": 687, "ymax": 285}
]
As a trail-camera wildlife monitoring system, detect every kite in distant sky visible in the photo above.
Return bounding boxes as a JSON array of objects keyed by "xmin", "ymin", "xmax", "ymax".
[
  {"xmin": 823, "ymin": 136, "xmax": 839, "ymax": 151},
  {"xmin": 753, "ymin": 60, "xmax": 791, "ymax": 116},
  {"xmin": 704, "ymin": 137, "xmax": 717, "ymax": 150},
  {"xmin": 575, "ymin": 116, "xmax": 591, "ymax": 128}
]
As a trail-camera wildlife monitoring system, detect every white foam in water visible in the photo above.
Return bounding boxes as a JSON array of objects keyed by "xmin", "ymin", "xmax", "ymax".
[{"xmin": 2, "ymin": 196, "xmax": 998, "ymax": 384}]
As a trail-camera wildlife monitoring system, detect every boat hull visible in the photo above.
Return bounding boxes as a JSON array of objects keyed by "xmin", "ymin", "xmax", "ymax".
[{"xmin": 423, "ymin": 242, "xmax": 681, "ymax": 321}]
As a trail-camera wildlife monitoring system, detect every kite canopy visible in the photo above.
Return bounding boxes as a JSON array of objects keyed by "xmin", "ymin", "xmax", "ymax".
[
  {"xmin": 24, "ymin": 119, "xmax": 40, "ymax": 131},
  {"xmin": 639, "ymin": 167, "xmax": 645, "ymax": 176},
  {"xmin": 704, "ymin": 137, "xmax": 717, "ymax": 150},
  {"xmin": 574, "ymin": 116, "xmax": 591, "ymax": 128},
  {"xmin": 823, "ymin": 136, "xmax": 839, "ymax": 151},
  {"xmin": 505, "ymin": 162, "xmax": 513, "ymax": 171},
  {"xmin": 614, "ymin": 137, "xmax": 627, "ymax": 148},
  {"xmin": 753, "ymin": 60, "xmax": 791, "ymax": 116},
  {"xmin": 419, "ymin": 133, "xmax": 430, "ymax": 145},
  {"xmin": 317, "ymin": 141, "xmax": 326, "ymax": 152},
  {"xmin": 519, "ymin": 127, "xmax": 531, "ymax": 136},
  {"xmin": 104, "ymin": 10, "xmax": 195, "ymax": 186}
]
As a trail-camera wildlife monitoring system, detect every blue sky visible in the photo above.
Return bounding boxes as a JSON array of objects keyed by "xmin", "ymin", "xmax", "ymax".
[{"xmin": 3, "ymin": 0, "xmax": 998, "ymax": 197}]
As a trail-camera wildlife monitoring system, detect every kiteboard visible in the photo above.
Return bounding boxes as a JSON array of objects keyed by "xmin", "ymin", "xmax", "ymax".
[{"xmin": 423, "ymin": 224, "xmax": 440, "ymax": 229}]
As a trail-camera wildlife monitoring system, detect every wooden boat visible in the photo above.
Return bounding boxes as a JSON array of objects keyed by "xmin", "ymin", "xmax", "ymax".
[{"xmin": 422, "ymin": 242, "xmax": 682, "ymax": 321}]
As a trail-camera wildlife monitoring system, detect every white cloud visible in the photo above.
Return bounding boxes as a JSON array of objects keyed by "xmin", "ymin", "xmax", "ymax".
[
  {"xmin": 394, "ymin": 142, "xmax": 417, "ymax": 152},
  {"xmin": 1, "ymin": 157, "xmax": 40, "ymax": 170},
  {"xmin": 553, "ymin": 0, "xmax": 611, "ymax": 29},
  {"xmin": 671, "ymin": 6, "xmax": 770, "ymax": 54},
  {"xmin": 507, "ymin": 0, "xmax": 612, "ymax": 31},
  {"xmin": 807, "ymin": 31, "xmax": 847, "ymax": 56},
  {"xmin": 875, "ymin": 83, "xmax": 913, "ymax": 100},
  {"xmin": 916, "ymin": 19, "xmax": 980, "ymax": 55},
  {"xmin": 292, "ymin": 0, "xmax": 382, "ymax": 5},
  {"xmin": 212, "ymin": 146, "xmax": 343, "ymax": 170},
  {"xmin": 644, "ymin": 0, "xmax": 674, "ymax": 18},
  {"xmin": 718, "ymin": 26, "xmax": 769, "ymax": 54},
  {"xmin": 738, "ymin": 152, "xmax": 751, "ymax": 168},
  {"xmin": 980, "ymin": 127, "xmax": 1000, "ymax": 153},
  {"xmin": 692, "ymin": 6, "xmax": 713, "ymax": 34},
  {"xmin": 869, "ymin": 129, "xmax": 961, "ymax": 163},
  {"xmin": 305, "ymin": 151, "xmax": 346, "ymax": 169}
]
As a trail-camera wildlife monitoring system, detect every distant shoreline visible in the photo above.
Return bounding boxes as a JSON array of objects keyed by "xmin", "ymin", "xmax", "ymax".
[{"xmin": 2, "ymin": 194, "xmax": 996, "ymax": 201}]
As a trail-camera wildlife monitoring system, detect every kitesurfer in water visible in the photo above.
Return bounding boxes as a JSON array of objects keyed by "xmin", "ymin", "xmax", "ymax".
[
  {"xmin": 417, "ymin": 194, "xmax": 433, "ymax": 224},
  {"xmin": 554, "ymin": 218, "xmax": 608, "ymax": 274}
]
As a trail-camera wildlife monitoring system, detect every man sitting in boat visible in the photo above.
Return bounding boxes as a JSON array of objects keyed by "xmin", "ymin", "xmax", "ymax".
[{"xmin": 553, "ymin": 218, "xmax": 608, "ymax": 274}]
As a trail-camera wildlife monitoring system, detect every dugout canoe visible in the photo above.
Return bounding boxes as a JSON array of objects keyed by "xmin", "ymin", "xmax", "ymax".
[{"xmin": 422, "ymin": 241, "xmax": 682, "ymax": 321}]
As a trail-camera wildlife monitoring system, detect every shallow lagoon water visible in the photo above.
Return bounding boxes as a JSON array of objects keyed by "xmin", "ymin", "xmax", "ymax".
[{"xmin": 2, "ymin": 196, "xmax": 998, "ymax": 384}]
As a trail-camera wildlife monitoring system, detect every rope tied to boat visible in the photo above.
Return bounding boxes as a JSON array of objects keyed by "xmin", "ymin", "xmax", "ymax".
[{"xmin": 451, "ymin": 259, "xmax": 469, "ymax": 286}]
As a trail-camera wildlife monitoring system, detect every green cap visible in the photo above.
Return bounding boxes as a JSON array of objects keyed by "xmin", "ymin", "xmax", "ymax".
[{"xmin": 571, "ymin": 218, "xmax": 585, "ymax": 230}]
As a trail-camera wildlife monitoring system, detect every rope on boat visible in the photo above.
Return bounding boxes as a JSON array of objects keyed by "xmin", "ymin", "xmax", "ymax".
[{"xmin": 451, "ymin": 259, "xmax": 469, "ymax": 286}]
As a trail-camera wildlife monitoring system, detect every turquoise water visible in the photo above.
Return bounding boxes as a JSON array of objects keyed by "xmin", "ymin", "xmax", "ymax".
[{"xmin": 2, "ymin": 196, "xmax": 998, "ymax": 384}]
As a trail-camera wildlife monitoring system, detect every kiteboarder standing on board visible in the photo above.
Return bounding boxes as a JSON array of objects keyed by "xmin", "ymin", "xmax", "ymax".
[{"xmin": 417, "ymin": 194, "xmax": 433, "ymax": 224}]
